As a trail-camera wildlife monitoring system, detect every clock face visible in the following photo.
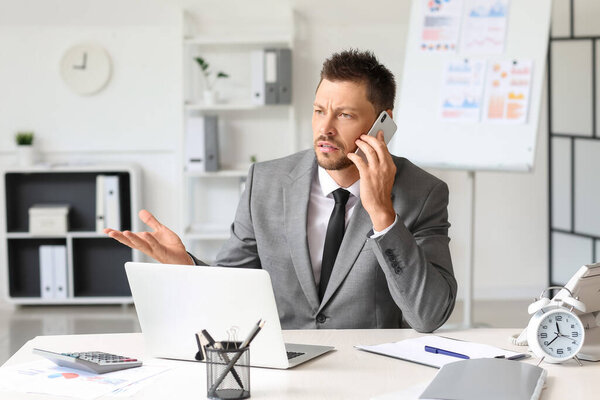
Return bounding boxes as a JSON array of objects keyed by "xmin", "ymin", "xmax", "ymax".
[
  {"xmin": 535, "ymin": 309, "xmax": 584, "ymax": 361},
  {"xmin": 60, "ymin": 43, "xmax": 111, "ymax": 95}
]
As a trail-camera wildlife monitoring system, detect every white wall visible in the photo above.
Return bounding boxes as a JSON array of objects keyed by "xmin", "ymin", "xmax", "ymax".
[{"xmin": 0, "ymin": 0, "xmax": 558, "ymax": 304}]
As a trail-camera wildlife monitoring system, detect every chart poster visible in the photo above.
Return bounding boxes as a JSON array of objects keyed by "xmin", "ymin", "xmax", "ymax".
[
  {"xmin": 440, "ymin": 59, "xmax": 487, "ymax": 122},
  {"xmin": 483, "ymin": 59, "xmax": 533, "ymax": 124},
  {"xmin": 420, "ymin": 0, "xmax": 464, "ymax": 52},
  {"xmin": 460, "ymin": 0, "xmax": 510, "ymax": 54}
]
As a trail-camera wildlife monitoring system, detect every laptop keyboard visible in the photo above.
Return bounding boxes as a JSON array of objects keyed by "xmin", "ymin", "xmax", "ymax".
[{"xmin": 287, "ymin": 351, "xmax": 305, "ymax": 360}]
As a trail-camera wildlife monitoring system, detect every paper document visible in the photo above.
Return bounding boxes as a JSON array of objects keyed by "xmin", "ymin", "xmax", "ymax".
[
  {"xmin": 420, "ymin": 0, "xmax": 464, "ymax": 52},
  {"xmin": 459, "ymin": 0, "xmax": 510, "ymax": 54},
  {"xmin": 0, "ymin": 359, "xmax": 171, "ymax": 400},
  {"xmin": 356, "ymin": 335, "xmax": 527, "ymax": 368},
  {"xmin": 440, "ymin": 58, "xmax": 487, "ymax": 122},
  {"xmin": 483, "ymin": 59, "xmax": 534, "ymax": 124}
]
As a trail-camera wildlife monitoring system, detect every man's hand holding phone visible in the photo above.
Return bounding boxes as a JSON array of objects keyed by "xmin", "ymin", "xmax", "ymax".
[
  {"xmin": 347, "ymin": 116, "xmax": 398, "ymax": 232},
  {"xmin": 104, "ymin": 209, "xmax": 194, "ymax": 265}
]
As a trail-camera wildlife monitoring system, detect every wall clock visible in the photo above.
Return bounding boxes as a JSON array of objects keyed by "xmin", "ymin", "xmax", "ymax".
[{"xmin": 60, "ymin": 43, "xmax": 112, "ymax": 95}]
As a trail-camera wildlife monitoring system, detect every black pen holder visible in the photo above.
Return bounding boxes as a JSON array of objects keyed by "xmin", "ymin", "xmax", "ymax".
[{"xmin": 206, "ymin": 343, "xmax": 250, "ymax": 400}]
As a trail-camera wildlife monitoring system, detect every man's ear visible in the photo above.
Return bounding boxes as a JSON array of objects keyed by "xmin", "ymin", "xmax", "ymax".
[{"xmin": 386, "ymin": 109, "xmax": 394, "ymax": 120}]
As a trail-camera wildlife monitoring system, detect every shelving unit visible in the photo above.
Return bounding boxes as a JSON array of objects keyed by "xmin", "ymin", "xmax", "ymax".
[
  {"xmin": 0, "ymin": 164, "xmax": 141, "ymax": 305},
  {"xmin": 181, "ymin": 12, "xmax": 296, "ymax": 262}
]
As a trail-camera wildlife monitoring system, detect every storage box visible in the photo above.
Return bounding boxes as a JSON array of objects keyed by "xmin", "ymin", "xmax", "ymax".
[{"xmin": 29, "ymin": 204, "xmax": 70, "ymax": 235}]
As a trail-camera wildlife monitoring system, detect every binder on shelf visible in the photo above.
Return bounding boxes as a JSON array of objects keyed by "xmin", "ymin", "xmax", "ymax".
[
  {"xmin": 264, "ymin": 49, "xmax": 278, "ymax": 105},
  {"xmin": 95, "ymin": 175, "xmax": 105, "ymax": 233},
  {"xmin": 39, "ymin": 246, "xmax": 54, "ymax": 299},
  {"xmin": 251, "ymin": 48, "xmax": 292, "ymax": 105},
  {"xmin": 104, "ymin": 175, "xmax": 121, "ymax": 231},
  {"xmin": 277, "ymin": 48, "xmax": 292, "ymax": 104},
  {"xmin": 53, "ymin": 245, "xmax": 68, "ymax": 299},
  {"xmin": 95, "ymin": 175, "xmax": 121, "ymax": 231},
  {"xmin": 251, "ymin": 50, "xmax": 266, "ymax": 105},
  {"xmin": 186, "ymin": 115, "xmax": 219, "ymax": 172},
  {"xmin": 39, "ymin": 245, "xmax": 68, "ymax": 299}
]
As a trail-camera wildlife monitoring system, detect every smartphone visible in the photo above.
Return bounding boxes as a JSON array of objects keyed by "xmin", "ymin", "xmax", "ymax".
[{"xmin": 355, "ymin": 110, "xmax": 397, "ymax": 162}]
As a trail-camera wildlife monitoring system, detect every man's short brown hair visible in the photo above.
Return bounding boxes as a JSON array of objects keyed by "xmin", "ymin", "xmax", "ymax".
[{"xmin": 319, "ymin": 49, "xmax": 396, "ymax": 113}]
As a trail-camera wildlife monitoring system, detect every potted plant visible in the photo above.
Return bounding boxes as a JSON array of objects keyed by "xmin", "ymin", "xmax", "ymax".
[
  {"xmin": 195, "ymin": 57, "xmax": 229, "ymax": 105},
  {"xmin": 15, "ymin": 131, "xmax": 35, "ymax": 166}
]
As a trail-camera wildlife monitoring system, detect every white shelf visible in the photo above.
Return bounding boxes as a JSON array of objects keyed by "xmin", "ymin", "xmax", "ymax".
[
  {"xmin": 6, "ymin": 232, "xmax": 109, "ymax": 239},
  {"xmin": 1, "ymin": 163, "xmax": 139, "ymax": 174},
  {"xmin": 184, "ymin": 34, "xmax": 293, "ymax": 48},
  {"xmin": 8, "ymin": 297, "xmax": 133, "ymax": 305},
  {"xmin": 185, "ymin": 102, "xmax": 291, "ymax": 112},
  {"xmin": 185, "ymin": 169, "xmax": 249, "ymax": 178},
  {"xmin": 184, "ymin": 225, "xmax": 230, "ymax": 240}
]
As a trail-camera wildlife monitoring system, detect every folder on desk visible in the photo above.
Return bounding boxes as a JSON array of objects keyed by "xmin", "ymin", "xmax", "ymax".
[
  {"xmin": 419, "ymin": 358, "xmax": 546, "ymax": 400},
  {"xmin": 356, "ymin": 335, "xmax": 527, "ymax": 368}
]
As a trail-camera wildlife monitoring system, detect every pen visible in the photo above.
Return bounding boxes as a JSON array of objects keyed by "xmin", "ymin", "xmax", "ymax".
[
  {"xmin": 507, "ymin": 353, "xmax": 529, "ymax": 361},
  {"xmin": 208, "ymin": 319, "xmax": 265, "ymax": 396},
  {"xmin": 195, "ymin": 332, "xmax": 207, "ymax": 361},
  {"xmin": 424, "ymin": 345, "xmax": 470, "ymax": 360},
  {"xmin": 202, "ymin": 329, "xmax": 244, "ymax": 390},
  {"xmin": 240, "ymin": 319, "xmax": 265, "ymax": 348}
]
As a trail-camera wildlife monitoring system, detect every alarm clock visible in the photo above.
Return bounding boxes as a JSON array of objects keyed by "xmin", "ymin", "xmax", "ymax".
[{"xmin": 526, "ymin": 286, "xmax": 586, "ymax": 365}]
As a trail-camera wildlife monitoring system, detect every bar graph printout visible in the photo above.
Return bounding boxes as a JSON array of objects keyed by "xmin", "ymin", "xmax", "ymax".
[
  {"xmin": 440, "ymin": 58, "xmax": 487, "ymax": 122},
  {"xmin": 483, "ymin": 59, "xmax": 533, "ymax": 124}
]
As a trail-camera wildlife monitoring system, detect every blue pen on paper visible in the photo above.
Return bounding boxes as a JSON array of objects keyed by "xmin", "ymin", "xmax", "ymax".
[{"xmin": 424, "ymin": 345, "xmax": 470, "ymax": 360}]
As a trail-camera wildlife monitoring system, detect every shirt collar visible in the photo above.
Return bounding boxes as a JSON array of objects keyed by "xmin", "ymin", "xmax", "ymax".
[{"xmin": 317, "ymin": 166, "xmax": 360, "ymax": 199}]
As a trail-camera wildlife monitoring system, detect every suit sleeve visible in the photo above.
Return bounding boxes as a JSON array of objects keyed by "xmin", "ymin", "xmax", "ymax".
[{"xmin": 370, "ymin": 181, "xmax": 457, "ymax": 333}]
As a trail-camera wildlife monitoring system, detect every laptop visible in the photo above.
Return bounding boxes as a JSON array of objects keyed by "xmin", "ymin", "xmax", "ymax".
[{"xmin": 124, "ymin": 262, "xmax": 334, "ymax": 369}]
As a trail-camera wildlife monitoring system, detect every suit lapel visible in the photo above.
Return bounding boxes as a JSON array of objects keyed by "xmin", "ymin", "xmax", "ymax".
[
  {"xmin": 318, "ymin": 200, "xmax": 372, "ymax": 311},
  {"xmin": 283, "ymin": 152, "xmax": 320, "ymax": 311}
]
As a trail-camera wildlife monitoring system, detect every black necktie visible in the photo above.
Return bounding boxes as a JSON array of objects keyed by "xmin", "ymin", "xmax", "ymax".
[{"xmin": 319, "ymin": 188, "xmax": 351, "ymax": 301}]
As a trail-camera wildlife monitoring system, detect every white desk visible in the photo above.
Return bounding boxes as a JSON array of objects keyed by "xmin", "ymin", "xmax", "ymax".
[{"xmin": 1, "ymin": 329, "xmax": 598, "ymax": 399}]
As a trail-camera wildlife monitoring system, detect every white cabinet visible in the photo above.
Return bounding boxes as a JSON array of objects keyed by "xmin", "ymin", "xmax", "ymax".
[
  {"xmin": 0, "ymin": 164, "xmax": 141, "ymax": 305},
  {"xmin": 181, "ymin": 15, "xmax": 296, "ymax": 262}
]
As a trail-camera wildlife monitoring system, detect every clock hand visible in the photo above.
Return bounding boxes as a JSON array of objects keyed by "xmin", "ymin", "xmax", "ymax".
[
  {"xmin": 72, "ymin": 53, "xmax": 87, "ymax": 70},
  {"xmin": 547, "ymin": 335, "xmax": 559, "ymax": 346},
  {"xmin": 555, "ymin": 322, "xmax": 560, "ymax": 334}
]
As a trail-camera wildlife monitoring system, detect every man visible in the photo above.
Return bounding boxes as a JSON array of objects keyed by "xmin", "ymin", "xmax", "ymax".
[{"xmin": 106, "ymin": 49, "xmax": 457, "ymax": 333}]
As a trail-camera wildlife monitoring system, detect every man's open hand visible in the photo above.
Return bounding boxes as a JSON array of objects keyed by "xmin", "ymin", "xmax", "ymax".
[{"xmin": 104, "ymin": 209, "xmax": 193, "ymax": 265}]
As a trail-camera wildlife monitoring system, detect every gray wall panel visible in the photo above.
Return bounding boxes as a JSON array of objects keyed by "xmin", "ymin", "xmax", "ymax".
[
  {"xmin": 552, "ymin": 232, "xmax": 593, "ymax": 285},
  {"xmin": 551, "ymin": 40, "xmax": 593, "ymax": 136},
  {"xmin": 551, "ymin": 0, "xmax": 571, "ymax": 38},
  {"xmin": 551, "ymin": 137, "xmax": 572, "ymax": 230},
  {"xmin": 574, "ymin": 140, "xmax": 600, "ymax": 236},
  {"xmin": 574, "ymin": 0, "xmax": 600, "ymax": 37}
]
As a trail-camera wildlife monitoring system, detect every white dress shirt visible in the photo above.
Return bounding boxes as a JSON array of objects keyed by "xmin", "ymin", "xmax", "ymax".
[{"xmin": 307, "ymin": 166, "xmax": 397, "ymax": 285}]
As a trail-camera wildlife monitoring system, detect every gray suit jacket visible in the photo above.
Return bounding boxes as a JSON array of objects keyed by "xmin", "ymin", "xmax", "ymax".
[{"xmin": 192, "ymin": 150, "xmax": 456, "ymax": 332}]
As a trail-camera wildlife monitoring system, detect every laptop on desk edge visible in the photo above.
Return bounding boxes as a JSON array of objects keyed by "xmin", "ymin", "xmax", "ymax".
[{"xmin": 124, "ymin": 262, "xmax": 334, "ymax": 369}]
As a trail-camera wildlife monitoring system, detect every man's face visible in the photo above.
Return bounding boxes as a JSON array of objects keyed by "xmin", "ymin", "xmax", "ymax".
[{"xmin": 312, "ymin": 79, "xmax": 377, "ymax": 170}]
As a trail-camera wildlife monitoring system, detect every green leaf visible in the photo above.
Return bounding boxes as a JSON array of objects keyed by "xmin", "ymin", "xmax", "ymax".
[
  {"xmin": 194, "ymin": 57, "xmax": 209, "ymax": 71},
  {"xmin": 217, "ymin": 72, "xmax": 229, "ymax": 78}
]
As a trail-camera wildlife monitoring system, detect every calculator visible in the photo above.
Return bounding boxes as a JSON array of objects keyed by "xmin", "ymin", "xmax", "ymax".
[{"xmin": 33, "ymin": 348, "xmax": 143, "ymax": 374}]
